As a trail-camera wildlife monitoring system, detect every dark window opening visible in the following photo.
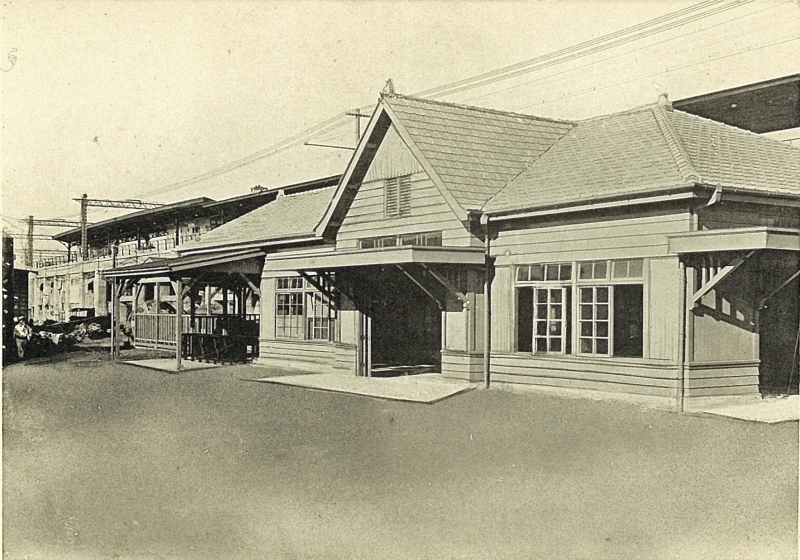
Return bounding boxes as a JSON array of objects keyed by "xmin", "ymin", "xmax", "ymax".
[
  {"xmin": 517, "ymin": 287, "xmax": 533, "ymax": 352},
  {"xmin": 613, "ymin": 284, "xmax": 644, "ymax": 358}
]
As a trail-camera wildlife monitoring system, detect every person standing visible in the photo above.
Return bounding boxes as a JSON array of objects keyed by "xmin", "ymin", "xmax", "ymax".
[{"xmin": 13, "ymin": 317, "xmax": 32, "ymax": 359}]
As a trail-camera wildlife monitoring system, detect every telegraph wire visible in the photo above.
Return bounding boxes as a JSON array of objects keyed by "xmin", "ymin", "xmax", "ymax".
[
  {"xmin": 458, "ymin": 1, "xmax": 787, "ymax": 106},
  {"xmin": 131, "ymin": 0, "xmax": 750, "ymax": 201},
  {"xmin": 515, "ymin": 33, "xmax": 800, "ymax": 111},
  {"xmin": 415, "ymin": 0, "xmax": 751, "ymax": 98}
]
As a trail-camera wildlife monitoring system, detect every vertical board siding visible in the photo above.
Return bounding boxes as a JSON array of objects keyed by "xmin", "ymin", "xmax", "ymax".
[
  {"xmin": 363, "ymin": 124, "xmax": 424, "ymax": 183},
  {"xmin": 647, "ymin": 257, "xmax": 680, "ymax": 361},
  {"xmin": 491, "ymin": 266, "xmax": 513, "ymax": 352},
  {"xmin": 260, "ymin": 277, "xmax": 276, "ymax": 339}
]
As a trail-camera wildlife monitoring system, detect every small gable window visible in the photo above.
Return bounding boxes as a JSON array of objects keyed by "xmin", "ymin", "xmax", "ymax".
[{"xmin": 385, "ymin": 175, "xmax": 411, "ymax": 218}]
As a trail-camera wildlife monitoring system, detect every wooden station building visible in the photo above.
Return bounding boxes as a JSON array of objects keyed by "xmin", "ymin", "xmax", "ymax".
[{"xmin": 109, "ymin": 92, "xmax": 799, "ymax": 410}]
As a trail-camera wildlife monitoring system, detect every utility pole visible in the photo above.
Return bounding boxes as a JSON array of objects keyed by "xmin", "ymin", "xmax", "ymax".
[
  {"xmin": 26, "ymin": 215, "xmax": 33, "ymax": 267},
  {"xmin": 26, "ymin": 217, "xmax": 82, "ymax": 267},
  {"xmin": 72, "ymin": 195, "xmax": 163, "ymax": 261},
  {"xmin": 345, "ymin": 109, "xmax": 368, "ymax": 145},
  {"xmin": 80, "ymin": 194, "xmax": 88, "ymax": 261}
]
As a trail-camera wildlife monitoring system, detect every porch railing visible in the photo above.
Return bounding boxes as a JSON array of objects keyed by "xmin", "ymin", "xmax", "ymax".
[{"xmin": 133, "ymin": 313, "xmax": 259, "ymax": 349}]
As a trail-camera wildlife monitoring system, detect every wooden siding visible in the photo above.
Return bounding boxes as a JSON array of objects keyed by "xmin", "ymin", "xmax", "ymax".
[
  {"xmin": 337, "ymin": 125, "xmax": 479, "ymax": 251},
  {"xmin": 260, "ymin": 277, "xmax": 276, "ymax": 339},
  {"xmin": 441, "ymin": 351, "xmax": 484, "ymax": 382},
  {"xmin": 336, "ymin": 172, "xmax": 473, "ymax": 249},
  {"xmin": 258, "ymin": 339, "xmax": 354, "ymax": 373},
  {"xmin": 492, "ymin": 210, "xmax": 691, "ymax": 264},
  {"xmin": 684, "ymin": 361, "xmax": 760, "ymax": 398},
  {"xmin": 491, "ymin": 353, "xmax": 678, "ymax": 397},
  {"xmin": 647, "ymin": 257, "xmax": 680, "ymax": 361},
  {"xmin": 363, "ymin": 124, "xmax": 423, "ymax": 183},
  {"xmin": 491, "ymin": 266, "xmax": 514, "ymax": 352}
]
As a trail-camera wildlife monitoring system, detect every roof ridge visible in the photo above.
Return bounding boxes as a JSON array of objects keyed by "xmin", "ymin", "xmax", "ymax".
[
  {"xmin": 650, "ymin": 106, "xmax": 701, "ymax": 184},
  {"xmin": 482, "ymin": 125, "xmax": 576, "ymax": 212},
  {"xmin": 383, "ymin": 93, "xmax": 575, "ymax": 126}
]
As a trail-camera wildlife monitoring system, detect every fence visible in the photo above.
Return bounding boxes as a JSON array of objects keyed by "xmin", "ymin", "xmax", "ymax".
[{"xmin": 133, "ymin": 313, "xmax": 259, "ymax": 349}]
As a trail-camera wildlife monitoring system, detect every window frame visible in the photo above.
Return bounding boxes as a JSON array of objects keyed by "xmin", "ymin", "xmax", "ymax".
[
  {"xmin": 274, "ymin": 276, "xmax": 337, "ymax": 341},
  {"xmin": 515, "ymin": 259, "xmax": 645, "ymax": 359}
]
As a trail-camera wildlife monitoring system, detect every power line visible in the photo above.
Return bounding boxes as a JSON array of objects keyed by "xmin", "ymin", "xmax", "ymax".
[
  {"xmin": 515, "ymin": 33, "xmax": 800, "ymax": 111},
  {"xmin": 459, "ymin": 1, "xmax": 786, "ymax": 106},
  {"xmin": 415, "ymin": 0, "xmax": 752, "ymax": 99}
]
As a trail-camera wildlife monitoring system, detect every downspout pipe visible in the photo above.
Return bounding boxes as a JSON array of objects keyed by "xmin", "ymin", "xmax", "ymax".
[
  {"xmin": 677, "ymin": 259, "xmax": 687, "ymax": 412},
  {"xmin": 481, "ymin": 213, "xmax": 492, "ymax": 389}
]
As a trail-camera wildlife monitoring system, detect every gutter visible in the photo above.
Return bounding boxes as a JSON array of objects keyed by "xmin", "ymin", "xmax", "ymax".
[{"xmin": 487, "ymin": 186, "xmax": 701, "ymax": 222}]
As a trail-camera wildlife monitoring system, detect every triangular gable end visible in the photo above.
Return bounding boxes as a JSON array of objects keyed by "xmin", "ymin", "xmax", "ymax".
[{"xmin": 315, "ymin": 97, "xmax": 469, "ymax": 240}]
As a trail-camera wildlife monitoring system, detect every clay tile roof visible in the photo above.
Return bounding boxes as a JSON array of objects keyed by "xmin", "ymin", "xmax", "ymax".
[
  {"xmin": 180, "ymin": 186, "xmax": 336, "ymax": 253},
  {"xmin": 384, "ymin": 95, "xmax": 574, "ymax": 211},
  {"xmin": 484, "ymin": 105, "xmax": 800, "ymax": 214}
]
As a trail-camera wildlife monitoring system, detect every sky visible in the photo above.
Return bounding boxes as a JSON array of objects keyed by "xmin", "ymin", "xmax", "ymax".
[{"xmin": 2, "ymin": 0, "xmax": 799, "ymax": 250}]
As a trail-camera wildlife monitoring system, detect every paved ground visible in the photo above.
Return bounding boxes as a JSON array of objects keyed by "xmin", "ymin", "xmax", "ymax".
[
  {"xmin": 3, "ymin": 347, "xmax": 798, "ymax": 559},
  {"xmin": 255, "ymin": 372, "xmax": 475, "ymax": 403}
]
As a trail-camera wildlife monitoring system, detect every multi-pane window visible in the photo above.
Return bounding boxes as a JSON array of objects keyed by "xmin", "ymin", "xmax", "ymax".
[
  {"xmin": 275, "ymin": 292, "xmax": 304, "ymax": 338},
  {"xmin": 385, "ymin": 175, "xmax": 412, "ymax": 218},
  {"xmin": 579, "ymin": 286, "xmax": 610, "ymax": 355},
  {"xmin": 275, "ymin": 276, "xmax": 337, "ymax": 341},
  {"xmin": 516, "ymin": 259, "xmax": 644, "ymax": 358},
  {"xmin": 517, "ymin": 263, "xmax": 572, "ymax": 354},
  {"xmin": 534, "ymin": 287, "xmax": 569, "ymax": 353},
  {"xmin": 359, "ymin": 231, "xmax": 442, "ymax": 249}
]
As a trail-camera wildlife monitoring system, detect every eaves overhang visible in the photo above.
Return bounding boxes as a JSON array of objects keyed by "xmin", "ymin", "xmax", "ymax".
[
  {"xmin": 669, "ymin": 227, "xmax": 800, "ymax": 254},
  {"xmin": 264, "ymin": 245, "xmax": 486, "ymax": 272},
  {"xmin": 484, "ymin": 183, "xmax": 703, "ymax": 223}
]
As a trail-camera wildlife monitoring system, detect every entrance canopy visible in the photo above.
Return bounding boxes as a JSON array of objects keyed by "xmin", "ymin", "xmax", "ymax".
[
  {"xmin": 668, "ymin": 226, "xmax": 800, "ymax": 254},
  {"xmin": 263, "ymin": 245, "xmax": 485, "ymax": 272}
]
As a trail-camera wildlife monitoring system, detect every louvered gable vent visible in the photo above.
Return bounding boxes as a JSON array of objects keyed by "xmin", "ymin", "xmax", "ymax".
[{"xmin": 385, "ymin": 175, "xmax": 411, "ymax": 218}]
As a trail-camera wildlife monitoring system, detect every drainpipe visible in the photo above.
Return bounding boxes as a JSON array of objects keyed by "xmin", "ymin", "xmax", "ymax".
[
  {"xmin": 677, "ymin": 259, "xmax": 687, "ymax": 412},
  {"xmin": 481, "ymin": 213, "xmax": 492, "ymax": 389}
]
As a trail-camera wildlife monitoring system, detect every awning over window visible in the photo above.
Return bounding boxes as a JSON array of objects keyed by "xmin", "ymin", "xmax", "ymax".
[
  {"xmin": 263, "ymin": 245, "xmax": 486, "ymax": 271},
  {"xmin": 669, "ymin": 227, "xmax": 800, "ymax": 254}
]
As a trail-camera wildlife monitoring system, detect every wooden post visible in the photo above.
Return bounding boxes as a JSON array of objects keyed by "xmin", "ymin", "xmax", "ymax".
[
  {"xmin": 677, "ymin": 260, "xmax": 687, "ymax": 412},
  {"xmin": 110, "ymin": 277, "xmax": 118, "ymax": 360},
  {"xmin": 483, "ymin": 222, "xmax": 492, "ymax": 389},
  {"xmin": 175, "ymin": 277, "xmax": 183, "ymax": 372}
]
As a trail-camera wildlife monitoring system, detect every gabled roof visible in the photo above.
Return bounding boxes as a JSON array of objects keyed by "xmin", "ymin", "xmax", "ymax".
[
  {"xmin": 179, "ymin": 186, "xmax": 336, "ymax": 255},
  {"xmin": 316, "ymin": 94, "xmax": 573, "ymax": 236},
  {"xmin": 484, "ymin": 104, "xmax": 800, "ymax": 215},
  {"xmin": 383, "ymin": 95, "xmax": 574, "ymax": 210}
]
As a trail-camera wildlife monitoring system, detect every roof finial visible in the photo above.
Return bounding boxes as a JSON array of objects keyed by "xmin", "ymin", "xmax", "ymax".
[
  {"xmin": 658, "ymin": 92, "xmax": 673, "ymax": 111},
  {"xmin": 382, "ymin": 78, "xmax": 396, "ymax": 97}
]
